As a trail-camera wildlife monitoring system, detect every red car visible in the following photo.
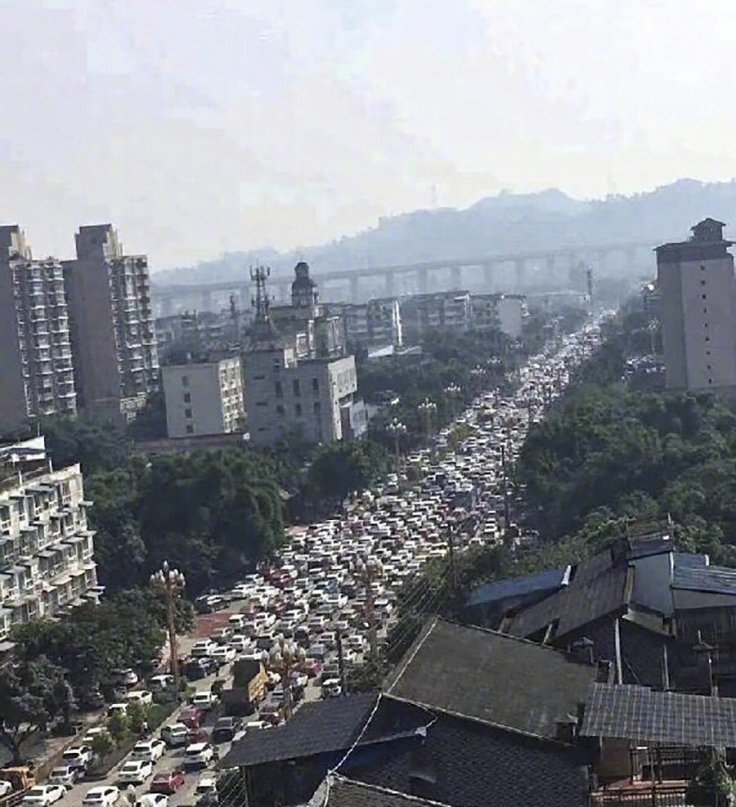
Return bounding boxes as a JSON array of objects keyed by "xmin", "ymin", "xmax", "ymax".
[
  {"xmin": 181, "ymin": 707, "xmax": 206, "ymax": 729},
  {"xmin": 150, "ymin": 769, "xmax": 186, "ymax": 794},
  {"xmin": 186, "ymin": 727, "xmax": 210, "ymax": 745}
]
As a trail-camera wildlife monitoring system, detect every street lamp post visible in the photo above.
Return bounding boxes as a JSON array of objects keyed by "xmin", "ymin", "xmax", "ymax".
[
  {"xmin": 418, "ymin": 398, "xmax": 437, "ymax": 443},
  {"xmin": 470, "ymin": 365, "xmax": 486, "ymax": 397},
  {"xmin": 150, "ymin": 561, "xmax": 186, "ymax": 694},
  {"xmin": 444, "ymin": 383, "xmax": 461, "ymax": 419},
  {"xmin": 355, "ymin": 555, "xmax": 384, "ymax": 666},
  {"xmin": 269, "ymin": 636, "xmax": 306, "ymax": 721},
  {"xmin": 386, "ymin": 418, "xmax": 407, "ymax": 478}
]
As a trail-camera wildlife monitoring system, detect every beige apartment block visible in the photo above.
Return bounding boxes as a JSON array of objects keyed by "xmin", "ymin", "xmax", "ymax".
[{"xmin": 162, "ymin": 356, "xmax": 245, "ymax": 438}]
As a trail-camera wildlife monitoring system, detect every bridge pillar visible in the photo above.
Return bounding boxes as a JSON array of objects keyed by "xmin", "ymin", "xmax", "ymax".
[
  {"xmin": 450, "ymin": 265, "xmax": 462, "ymax": 289},
  {"xmin": 514, "ymin": 258, "xmax": 527, "ymax": 290},
  {"xmin": 350, "ymin": 275, "xmax": 360, "ymax": 302},
  {"xmin": 417, "ymin": 269, "xmax": 429, "ymax": 295},
  {"xmin": 159, "ymin": 296, "xmax": 174, "ymax": 318},
  {"xmin": 200, "ymin": 289, "xmax": 214, "ymax": 312}
]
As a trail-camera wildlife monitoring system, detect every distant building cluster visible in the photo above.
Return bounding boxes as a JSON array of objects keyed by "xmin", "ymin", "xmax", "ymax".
[
  {"xmin": 0, "ymin": 224, "xmax": 158, "ymax": 437},
  {"xmin": 0, "ymin": 436, "xmax": 101, "ymax": 641}
]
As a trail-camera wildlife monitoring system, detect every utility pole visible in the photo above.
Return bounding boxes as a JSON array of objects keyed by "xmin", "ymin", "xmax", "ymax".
[
  {"xmin": 269, "ymin": 637, "xmax": 306, "ymax": 720},
  {"xmin": 334, "ymin": 624, "xmax": 347, "ymax": 695},
  {"xmin": 500, "ymin": 443, "xmax": 511, "ymax": 533},
  {"xmin": 356, "ymin": 556, "xmax": 383, "ymax": 666}
]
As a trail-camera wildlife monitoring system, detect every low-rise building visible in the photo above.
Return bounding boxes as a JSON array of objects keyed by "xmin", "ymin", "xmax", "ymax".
[
  {"xmin": 162, "ymin": 356, "xmax": 245, "ymax": 438},
  {"xmin": 0, "ymin": 436, "xmax": 101, "ymax": 641},
  {"xmin": 471, "ymin": 293, "xmax": 527, "ymax": 338},
  {"xmin": 400, "ymin": 291, "xmax": 472, "ymax": 342},
  {"xmin": 340, "ymin": 298, "xmax": 403, "ymax": 349}
]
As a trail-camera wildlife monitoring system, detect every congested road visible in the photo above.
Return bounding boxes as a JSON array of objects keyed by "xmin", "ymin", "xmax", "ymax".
[{"xmin": 51, "ymin": 318, "xmax": 605, "ymax": 807}]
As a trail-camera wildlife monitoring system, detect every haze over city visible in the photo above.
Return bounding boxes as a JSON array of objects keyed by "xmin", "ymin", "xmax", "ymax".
[{"xmin": 4, "ymin": 0, "xmax": 736, "ymax": 268}]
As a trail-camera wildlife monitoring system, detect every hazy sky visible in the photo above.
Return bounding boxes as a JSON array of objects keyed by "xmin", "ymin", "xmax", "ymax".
[{"xmin": 3, "ymin": 0, "xmax": 736, "ymax": 268}]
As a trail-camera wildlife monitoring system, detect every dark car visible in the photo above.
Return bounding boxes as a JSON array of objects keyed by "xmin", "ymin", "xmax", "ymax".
[
  {"xmin": 181, "ymin": 706, "xmax": 206, "ymax": 729},
  {"xmin": 212, "ymin": 716, "xmax": 242, "ymax": 743},
  {"xmin": 150, "ymin": 769, "xmax": 186, "ymax": 795}
]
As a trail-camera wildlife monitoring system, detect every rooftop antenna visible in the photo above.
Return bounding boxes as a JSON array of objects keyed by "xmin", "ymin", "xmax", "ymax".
[{"xmin": 251, "ymin": 265, "xmax": 271, "ymax": 322}]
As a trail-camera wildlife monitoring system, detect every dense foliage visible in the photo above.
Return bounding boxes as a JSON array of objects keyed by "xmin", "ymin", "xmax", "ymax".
[
  {"xmin": 307, "ymin": 440, "xmax": 393, "ymax": 504},
  {"xmin": 517, "ymin": 310, "xmax": 736, "ymax": 566}
]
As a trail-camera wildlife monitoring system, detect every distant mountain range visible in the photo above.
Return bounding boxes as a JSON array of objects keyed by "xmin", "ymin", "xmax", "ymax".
[{"xmin": 154, "ymin": 179, "xmax": 736, "ymax": 285}]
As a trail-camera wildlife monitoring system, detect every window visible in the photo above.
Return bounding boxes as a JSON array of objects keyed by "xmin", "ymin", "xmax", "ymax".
[
  {"xmin": 314, "ymin": 401, "xmax": 321, "ymax": 415},
  {"xmin": 276, "ymin": 404, "xmax": 285, "ymax": 416},
  {"xmin": 295, "ymin": 403, "xmax": 303, "ymax": 417},
  {"xmin": 293, "ymin": 379, "xmax": 301, "ymax": 397},
  {"xmin": 183, "ymin": 393, "xmax": 191, "ymax": 403},
  {"xmin": 185, "ymin": 408, "xmax": 193, "ymax": 418},
  {"xmin": 702, "ymin": 294, "xmax": 707, "ymax": 300},
  {"xmin": 256, "ymin": 400, "xmax": 268, "ymax": 407},
  {"xmin": 312, "ymin": 378, "xmax": 319, "ymax": 393},
  {"xmin": 186, "ymin": 425, "xmax": 194, "ymax": 434},
  {"xmin": 182, "ymin": 376, "xmax": 189, "ymax": 387},
  {"xmin": 275, "ymin": 381, "xmax": 283, "ymax": 398},
  {"xmin": 701, "ymin": 279, "xmax": 707, "ymax": 285}
]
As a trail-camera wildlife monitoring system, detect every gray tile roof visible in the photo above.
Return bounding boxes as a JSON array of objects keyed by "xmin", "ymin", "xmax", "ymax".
[
  {"xmin": 581, "ymin": 683, "xmax": 736, "ymax": 747},
  {"xmin": 504, "ymin": 549, "xmax": 632, "ymax": 641},
  {"xmin": 465, "ymin": 567, "xmax": 567, "ymax": 608},
  {"xmin": 672, "ymin": 563, "xmax": 736, "ymax": 595},
  {"xmin": 321, "ymin": 776, "xmax": 449, "ymax": 807},
  {"xmin": 384, "ymin": 618, "xmax": 597, "ymax": 739},
  {"xmin": 221, "ymin": 692, "xmax": 378, "ymax": 768}
]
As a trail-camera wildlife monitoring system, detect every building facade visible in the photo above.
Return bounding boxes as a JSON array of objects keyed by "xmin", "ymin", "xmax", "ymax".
[
  {"xmin": 0, "ymin": 436, "xmax": 101, "ymax": 641},
  {"xmin": 400, "ymin": 291, "xmax": 472, "ymax": 343},
  {"xmin": 162, "ymin": 356, "xmax": 245, "ymax": 438},
  {"xmin": 341, "ymin": 298, "xmax": 403, "ymax": 349},
  {"xmin": 244, "ymin": 263, "xmax": 366, "ymax": 447},
  {"xmin": 0, "ymin": 226, "xmax": 77, "ymax": 437},
  {"xmin": 657, "ymin": 218, "xmax": 736, "ymax": 391},
  {"xmin": 471, "ymin": 293, "xmax": 527, "ymax": 338},
  {"xmin": 63, "ymin": 224, "xmax": 159, "ymax": 423}
]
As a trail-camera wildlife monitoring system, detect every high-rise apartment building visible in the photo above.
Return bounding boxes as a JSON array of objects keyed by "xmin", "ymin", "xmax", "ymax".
[
  {"xmin": 471, "ymin": 293, "xmax": 528, "ymax": 339},
  {"xmin": 0, "ymin": 226, "xmax": 77, "ymax": 436},
  {"xmin": 162, "ymin": 356, "xmax": 245, "ymax": 438},
  {"xmin": 340, "ymin": 298, "xmax": 403, "ymax": 349},
  {"xmin": 657, "ymin": 219, "xmax": 736, "ymax": 391},
  {"xmin": 63, "ymin": 225, "xmax": 159, "ymax": 423},
  {"xmin": 0, "ymin": 436, "xmax": 101, "ymax": 640}
]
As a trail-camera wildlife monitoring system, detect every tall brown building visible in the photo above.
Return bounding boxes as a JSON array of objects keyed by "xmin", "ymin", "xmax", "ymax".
[
  {"xmin": 0, "ymin": 226, "xmax": 76, "ymax": 436},
  {"xmin": 63, "ymin": 225, "xmax": 159, "ymax": 423}
]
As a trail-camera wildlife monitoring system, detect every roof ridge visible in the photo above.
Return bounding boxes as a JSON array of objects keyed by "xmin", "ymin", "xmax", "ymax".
[{"xmin": 433, "ymin": 616, "xmax": 597, "ymax": 666}]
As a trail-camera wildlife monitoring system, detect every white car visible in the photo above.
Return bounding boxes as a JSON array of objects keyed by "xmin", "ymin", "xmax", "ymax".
[
  {"xmin": 184, "ymin": 742, "xmax": 215, "ymax": 768},
  {"xmin": 21, "ymin": 785, "xmax": 65, "ymax": 805},
  {"xmin": 0, "ymin": 782, "xmax": 12, "ymax": 798},
  {"xmin": 125, "ymin": 689, "xmax": 153, "ymax": 706},
  {"xmin": 47, "ymin": 765, "xmax": 83, "ymax": 788},
  {"xmin": 131, "ymin": 738, "xmax": 166, "ymax": 762},
  {"xmin": 106, "ymin": 702, "xmax": 128, "ymax": 718},
  {"xmin": 61, "ymin": 744, "xmax": 94, "ymax": 769},
  {"xmin": 191, "ymin": 639, "xmax": 218, "ymax": 658},
  {"xmin": 160, "ymin": 722, "xmax": 188, "ymax": 747},
  {"xmin": 135, "ymin": 796, "xmax": 169, "ymax": 807},
  {"xmin": 117, "ymin": 759, "xmax": 153, "ymax": 785},
  {"xmin": 194, "ymin": 774, "xmax": 218, "ymax": 799},
  {"xmin": 211, "ymin": 645, "xmax": 236, "ymax": 664},
  {"xmin": 191, "ymin": 691, "xmax": 218, "ymax": 711},
  {"xmin": 229, "ymin": 635, "xmax": 252, "ymax": 652},
  {"xmin": 83, "ymin": 786, "xmax": 120, "ymax": 806}
]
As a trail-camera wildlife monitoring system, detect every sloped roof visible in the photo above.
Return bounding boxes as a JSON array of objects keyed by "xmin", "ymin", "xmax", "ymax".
[
  {"xmin": 581, "ymin": 683, "xmax": 736, "ymax": 747},
  {"xmin": 504, "ymin": 549, "xmax": 632, "ymax": 641},
  {"xmin": 221, "ymin": 692, "xmax": 378, "ymax": 768},
  {"xmin": 319, "ymin": 776, "xmax": 449, "ymax": 807},
  {"xmin": 672, "ymin": 563, "xmax": 736, "ymax": 596},
  {"xmin": 384, "ymin": 618, "xmax": 596, "ymax": 740},
  {"xmin": 465, "ymin": 567, "xmax": 567, "ymax": 608}
]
